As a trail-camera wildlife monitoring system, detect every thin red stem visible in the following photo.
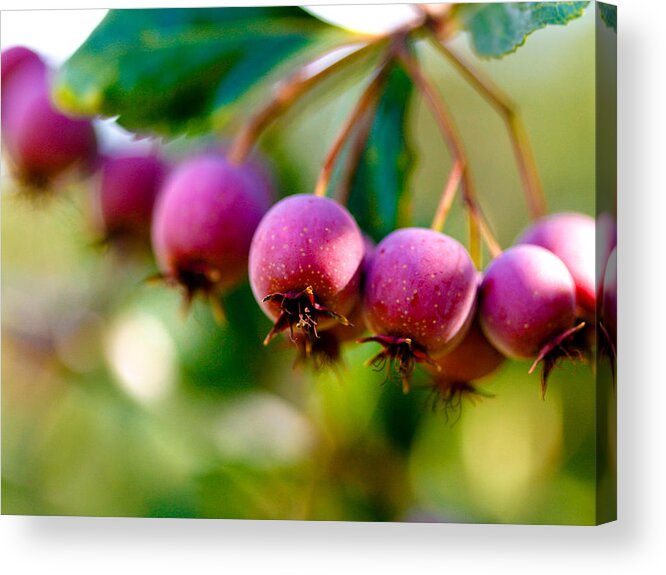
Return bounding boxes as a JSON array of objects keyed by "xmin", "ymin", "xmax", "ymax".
[
  {"xmin": 228, "ymin": 41, "xmax": 383, "ymax": 165},
  {"xmin": 427, "ymin": 34, "xmax": 547, "ymax": 220},
  {"xmin": 397, "ymin": 46, "xmax": 501, "ymax": 264},
  {"xmin": 431, "ymin": 158, "xmax": 464, "ymax": 233},
  {"xmin": 314, "ymin": 58, "xmax": 391, "ymax": 198},
  {"xmin": 334, "ymin": 103, "xmax": 378, "ymax": 205}
]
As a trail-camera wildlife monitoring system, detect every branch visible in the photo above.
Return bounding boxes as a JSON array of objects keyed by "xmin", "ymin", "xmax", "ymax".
[
  {"xmin": 427, "ymin": 35, "xmax": 547, "ymax": 220},
  {"xmin": 314, "ymin": 57, "xmax": 392, "ymax": 198},
  {"xmin": 334, "ymin": 102, "xmax": 378, "ymax": 205},
  {"xmin": 397, "ymin": 45, "xmax": 501, "ymax": 264},
  {"xmin": 228, "ymin": 41, "xmax": 383, "ymax": 165},
  {"xmin": 431, "ymin": 158, "xmax": 464, "ymax": 233}
]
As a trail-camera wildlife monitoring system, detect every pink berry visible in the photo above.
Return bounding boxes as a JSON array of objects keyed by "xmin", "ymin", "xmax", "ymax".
[
  {"xmin": 430, "ymin": 318, "xmax": 505, "ymax": 384},
  {"xmin": 291, "ymin": 236, "xmax": 373, "ymax": 369},
  {"xmin": 596, "ymin": 212, "xmax": 617, "ymax": 303},
  {"xmin": 361, "ymin": 228, "xmax": 478, "ymax": 390},
  {"xmin": 249, "ymin": 194, "xmax": 365, "ymax": 347},
  {"xmin": 93, "ymin": 152, "xmax": 168, "ymax": 243},
  {"xmin": 1, "ymin": 47, "xmax": 97, "ymax": 186},
  {"xmin": 601, "ymin": 246, "xmax": 617, "ymax": 348},
  {"xmin": 479, "ymin": 244, "xmax": 583, "ymax": 395},
  {"xmin": 151, "ymin": 153, "xmax": 273, "ymax": 306},
  {"xmin": 426, "ymin": 316, "xmax": 504, "ymax": 411},
  {"xmin": 479, "ymin": 245, "xmax": 576, "ymax": 359},
  {"xmin": 1, "ymin": 46, "xmax": 44, "ymax": 86},
  {"xmin": 517, "ymin": 212, "xmax": 596, "ymax": 318},
  {"xmin": 293, "ymin": 300, "xmax": 369, "ymax": 370}
]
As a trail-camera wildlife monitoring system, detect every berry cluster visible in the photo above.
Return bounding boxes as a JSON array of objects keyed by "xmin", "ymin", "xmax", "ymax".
[{"xmin": 2, "ymin": 46, "xmax": 617, "ymax": 409}]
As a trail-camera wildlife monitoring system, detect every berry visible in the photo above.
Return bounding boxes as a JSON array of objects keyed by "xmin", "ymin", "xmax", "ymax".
[
  {"xmin": 151, "ymin": 153, "xmax": 273, "ymax": 311},
  {"xmin": 293, "ymin": 236, "xmax": 373, "ymax": 369},
  {"xmin": 249, "ymin": 194, "xmax": 365, "ymax": 347},
  {"xmin": 1, "ymin": 46, "xmax": 44, "ymax": 85},
  {"xmin": 600, "ymin": 246, "xmax": 617, "ymax": 353},
  {"xmin": 479, "ymin": 244, "xmax": 581, "ymax": 395},
  {"xmin": 93, "ymin": 152, "xmax": 168, "ymax": 244},
  {"xmin": 430, "ymin": 318, "xmax": 504, "ymax": 384},
  {"xmin": 596, "ymin": 212, "xmax": 617, "ymax": 302},
  {"xmin": 426, "ymin": 316, "xmax": 504, "ymax": 412},
  {"xmin": 1, "ymin": 47, "xmax": 97, "ymax": 187},
  {"xmin": 517, "ymin": 212, "xmax": 596, "ymax": 318},
  {"xmin": 293, "ymin": 300, "xmax": 368, "ymax": 370},
  {"xmin": 361, "ymin": 228, "xmax": 478, "ymax": 391}
]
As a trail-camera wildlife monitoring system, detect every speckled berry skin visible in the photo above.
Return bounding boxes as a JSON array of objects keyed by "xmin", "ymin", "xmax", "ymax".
[
  {"xmin": 430, "ymin": 318, "xmax": 504, "ymax": 383},
  {"xmin": 363, "ymin": 228, "xmax": 478, "ymax": 356},
  {"xmin": 152, "ymin": 153, "xmax": 272, "ymax": 292},
  {"xmin": 1, "ymin": 48, "xmax": 97, "ymax": 182},
  {"xmin": 249, "ymin": 194, "xmax": 364, "ymax": 331},
  {"xmin": 95, "ymin": 153, "xmax": 168, "ymax": 241},
  {"xmin": 517, "ymin": 212, "xmax": 596, "ymax": 317},
  {"xmin": 479, "ymin": 245, "xmax": 576, "ymax": 360}
]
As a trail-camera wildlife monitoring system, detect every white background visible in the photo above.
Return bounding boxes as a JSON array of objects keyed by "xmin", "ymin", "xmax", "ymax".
[{"xmin": 1, "ymin": 0, "xmax": 664, "ymax": 573}]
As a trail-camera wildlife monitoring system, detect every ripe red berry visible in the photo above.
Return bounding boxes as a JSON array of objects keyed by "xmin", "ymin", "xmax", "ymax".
[
  {"xmin": 479, "ymin": 244, "xmax": 581, "ymax": 395},
  {"xmin": 151, "ymin": 153, "xmax": 273, "ymax": 311},
  {"xmin": 293, "ymin": 300, "xmax": 368, "ymax": 370},
  {"xmin": 93, "ymin": 152, "xmax": 168, "ymax": 244},
  {"xmin": 293, "ymin": 236, "xmax": 373, "ymax": 369},
  {"xmin": 1, "ymin": 47, "xmax": 97, "ymax": 187},
  {"xmin": 361, "ymin": 228, "xmax": 478, "ymax": 391},
  {"xmin": 426, "ymin": 317, "xmax": 504, "ymax": 413},
  {"xmin": 249, "ymin": 194, "xmax": 365, "ymax": 348},
  {"xmin": 1, "ymin": 46, "xmax": 44, "ymax": 85},
  {"xmin": 430, "ymin": 318, "xmax": 505, "ymax": 384},
  {"xmin": 517, "ymin": 212, "xmax": 596, "ymax": 318},
  {"xmin": 600, "ymin": 246, "xmax": 617, "ymax": 353}
]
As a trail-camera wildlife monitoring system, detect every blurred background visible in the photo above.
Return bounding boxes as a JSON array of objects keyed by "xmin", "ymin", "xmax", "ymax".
[{"xmin": 2, "ymin": 6, "xmax": 611, "ymax": 524}]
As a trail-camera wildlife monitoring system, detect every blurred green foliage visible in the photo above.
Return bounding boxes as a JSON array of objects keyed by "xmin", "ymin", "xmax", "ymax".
[{"xmin": 2, "ymin": 7, "xmax": 611, "ymax": 524}]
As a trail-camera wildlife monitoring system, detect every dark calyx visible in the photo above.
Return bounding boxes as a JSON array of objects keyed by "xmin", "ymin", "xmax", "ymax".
[
  {"xmin": 293, "ymin": 331, "xmax": 343, "ymax": 371},
  {"xmin": 262, "ymin": 286, "xmax": 350, "ymax": 351},
  {"xmin": 359, "ymin": 334, "xmax": 437, "ymax": 394},
  {"xmin": 529, "ymin": 321, "xmax": 587, "ymax": 399},
  {"xmin": 148, "ymin": 261, "xmax": 225, "ymax": 322},
  {"xmin": 427, "ymin": 379, "xmax": 494, "ymax": 424}
]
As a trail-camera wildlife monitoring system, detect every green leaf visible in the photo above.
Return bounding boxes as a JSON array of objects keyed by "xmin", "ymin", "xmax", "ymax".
[
  {"xmin": 54, "ymin": 7, "xmax": 340, "ymax": 136},
  {"xmin": 598, "ymin": 3, "xmax": 617, "ymax": 32},
  {"xmin": 345, "ymin": 64, "xmax": 414, "ymax": 242},
  {"xmin": 454, "ymin": 2, "xmax": 589, "ymax": 58}
]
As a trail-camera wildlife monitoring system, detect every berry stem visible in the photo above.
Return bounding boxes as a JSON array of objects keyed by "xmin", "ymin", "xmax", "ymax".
[
  {"xmin": 397, "ymin": 45, "xmax": 501, "ymax": 263},
  {"xmin": 228, "ymin": 41, "xmax": 384, "ymax": 165},
  {"xmin": 313, "ymin": 57, "xmax": 392, "ymax": 198},
  {"xmin": 430, "ymin": 158, "xmax": 464, "ymax": 233},
  {"xmin": 426, "ymin": 35, "xmax": 547, "ymax": 220},
  {"xmin": 334, "ymin": 101, "xmax": 378, "ymax": 205}
]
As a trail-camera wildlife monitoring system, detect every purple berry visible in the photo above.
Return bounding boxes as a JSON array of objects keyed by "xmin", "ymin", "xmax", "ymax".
[
  {"xmin": 479, "ymin": 245, "xmax": 582, "ymax": 395},
  {"xmin": 249, "ymin": 194, "xmax": 365, "ymax": 347},
  {"xmin": 293, "ymin": 236, "xmax": 374, "ymax": 368},
  {"xmin": 361, "ymin": 228, "xmax": 478, "ymax": 391},
  {"xmin": 426, "ymin": 317, "xmax": 504, "ymax": 410},
  {"xmin": 1, "ymin": 46, "xmax": 44, "ymax": 86},
  {"xmin": 431, "ymin": 318, "xmax": 505, "ymax": 384},
  {"xmin": 479, "ymin": 245, "xmax": 576, "ymax": 359},
  {"xmin": 601, "ymin": 246, "xmax": 617, "ymax": 349},
  {"xmin": 517, "ymin": 212, "xmax": 596, "ymax": 318},
  {"xmin": 93, "ymin": 152, "xmax": 168, "ymax": 243},
  {"xmin": 151, "ymin": 153, "xmax": 273, "ymax": 307},
  {"xmin": 596, "ymin": 212, "xmax": 617, "ymax": 302},
  {"xmin": 1, "ymin": 48, "xmax": 97, "ymax": 186},
  {"xmin": 293, "ymin": 300, "xmax": 369, "ymax": 370}
]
